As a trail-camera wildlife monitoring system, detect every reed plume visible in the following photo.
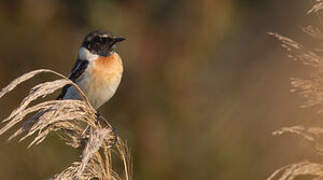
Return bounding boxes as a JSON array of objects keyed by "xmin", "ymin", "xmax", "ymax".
[
  {"xmin": 0, "ymin": 69, "xmax": 132, "ymax": 180},
  {"xmin": 268, "ymin": 1, "xmax": 323, "ymax": 179}
]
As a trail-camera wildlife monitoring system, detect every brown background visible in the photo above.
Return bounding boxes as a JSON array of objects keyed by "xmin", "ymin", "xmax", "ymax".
[{"xmin": 0, "ymin": 0, "xmax": 319, "ymax": 179}]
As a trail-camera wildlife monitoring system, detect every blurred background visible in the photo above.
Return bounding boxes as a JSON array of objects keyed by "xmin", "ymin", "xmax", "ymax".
[{"xmin": 0, "ymin": 0, "xmax": 320, "ymax": 179}]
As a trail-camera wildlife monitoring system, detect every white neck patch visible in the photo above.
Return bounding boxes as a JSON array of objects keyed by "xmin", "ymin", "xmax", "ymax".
[{"xmin": 78, "ymin": 47, "xmax": 99, "ymax": 61}]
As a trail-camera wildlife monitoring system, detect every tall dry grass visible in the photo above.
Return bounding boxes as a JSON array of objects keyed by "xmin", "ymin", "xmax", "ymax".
[
  {"xmin": 0, "ymin": 69, "xmax": 132, "ymax": 180},
  {"xmin": 268, "ymin": 1, "xmax": 323, "ymax": 179}
]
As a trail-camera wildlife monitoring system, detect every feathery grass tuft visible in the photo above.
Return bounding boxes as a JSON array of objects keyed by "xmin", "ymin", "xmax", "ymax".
[
  {"xmin": 0, "ymin": 69, "xmax": 132, "ymax": 180},
  {"xmin": 268, "ymin": 1, "xmax": 323, "ymax": 180}
]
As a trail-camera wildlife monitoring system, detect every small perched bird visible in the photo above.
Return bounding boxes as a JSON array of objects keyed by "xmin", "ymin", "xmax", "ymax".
[{"xmin": 57, "ymin": 30, "xmax": 125, "ymax": 109}]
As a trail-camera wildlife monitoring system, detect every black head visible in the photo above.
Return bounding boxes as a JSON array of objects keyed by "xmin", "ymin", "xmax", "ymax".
[{"xmin": 81, "ymin": 30, "xmax": 125, "ymax": 57}]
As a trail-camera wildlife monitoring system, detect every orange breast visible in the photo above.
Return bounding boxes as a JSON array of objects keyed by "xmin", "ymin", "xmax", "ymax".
[{"xmin": 89, "ymin": 52, "xmax": 123, "ymax": 89}]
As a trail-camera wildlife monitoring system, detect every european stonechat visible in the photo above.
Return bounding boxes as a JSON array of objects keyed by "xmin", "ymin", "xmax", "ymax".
[{"xmin": 57, "ymin": 30, "xmax": 125, "ymax": 109}]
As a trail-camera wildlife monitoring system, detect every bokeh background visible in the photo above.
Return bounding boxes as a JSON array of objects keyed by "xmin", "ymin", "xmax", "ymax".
[{"xmin": 0, "ymin": 0, "xmax": 320, "ymax": 179}]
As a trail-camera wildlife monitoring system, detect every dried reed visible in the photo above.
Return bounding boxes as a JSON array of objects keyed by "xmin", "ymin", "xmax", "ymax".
[
  {"xmin": 0, "ymin": 69, "xmax": 132, "ymax": 180},
  {"xmin": 268, "ymin": 1, "xmax": 323, "ymax": 179}
]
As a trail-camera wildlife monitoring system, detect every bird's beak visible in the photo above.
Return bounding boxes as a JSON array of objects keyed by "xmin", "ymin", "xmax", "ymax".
[{"xmin": 112, "ymin": 37, "xmax": 126, "ymax": 45}]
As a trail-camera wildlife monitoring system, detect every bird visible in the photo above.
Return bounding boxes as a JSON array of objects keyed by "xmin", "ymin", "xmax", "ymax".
[{"xmin": 57, "ymin": 30, "xmax": 125, "ymax": 110}]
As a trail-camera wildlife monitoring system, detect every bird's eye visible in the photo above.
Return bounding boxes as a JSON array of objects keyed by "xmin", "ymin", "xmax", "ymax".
[{"xmin": 93, "ymin": 36, "xmax": 100, "ymax": 42}]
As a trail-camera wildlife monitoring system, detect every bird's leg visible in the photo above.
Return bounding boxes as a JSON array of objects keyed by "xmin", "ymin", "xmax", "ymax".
[{"xmin": 95, "ymin": 111, "xmax": 102, "ymax": 125}]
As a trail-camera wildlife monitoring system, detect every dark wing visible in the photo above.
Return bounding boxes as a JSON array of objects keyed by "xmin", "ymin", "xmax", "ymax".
[{"xmin": 57, "ymin": 59, "xmax": 89, "ymax": 99}]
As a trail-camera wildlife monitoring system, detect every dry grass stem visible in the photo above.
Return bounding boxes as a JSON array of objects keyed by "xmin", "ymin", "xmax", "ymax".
[{"xmin": 0, "ymin": 69, "xmax": 132, "ymax": 180}]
